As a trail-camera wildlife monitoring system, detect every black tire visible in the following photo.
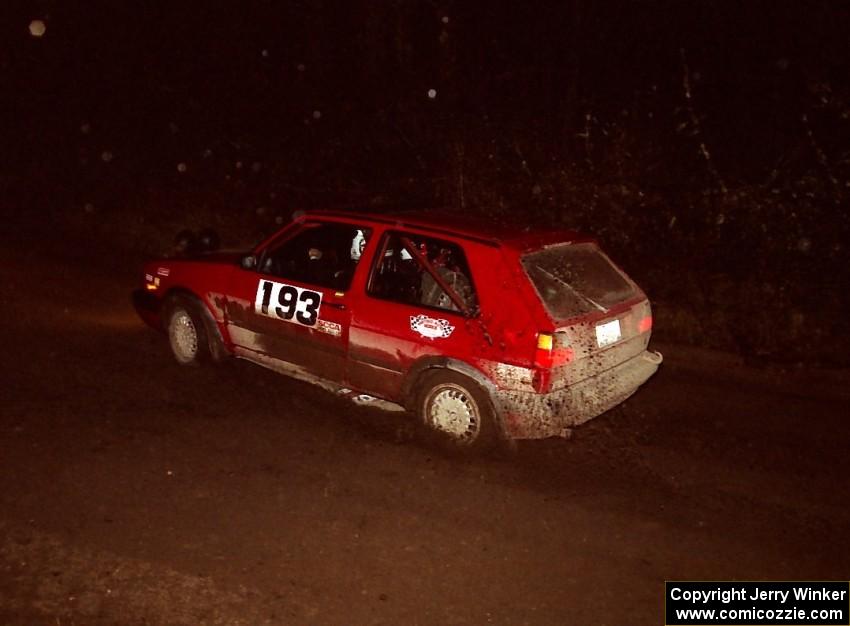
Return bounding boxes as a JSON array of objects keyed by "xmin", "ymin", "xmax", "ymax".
[
  {"xmin": 415, "ymin": 370, "xmax": 498, "ymax": 451},
  {"xmin": 164, "ymin": 295, "xmax": 212, "ymax": 366}
]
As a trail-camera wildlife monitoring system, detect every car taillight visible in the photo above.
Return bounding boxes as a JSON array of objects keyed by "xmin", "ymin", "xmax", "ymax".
[
  {"xmin": 534, "ymin": 333, "xmax": 554, "ymax": 368},
  {"xmin": 532, "ymin": 333, "xmax": 573, "ymax": 393},
  {"xmin": 638, "ymin": 315, "xmax": 653, "ymax": 333},
  {"xmin": 534, "ymin": 333, "xmax": 573, "ymax": 368}
]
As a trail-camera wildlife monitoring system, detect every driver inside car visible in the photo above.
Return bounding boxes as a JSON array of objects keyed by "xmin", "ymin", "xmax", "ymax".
[{"xmin": 420, "ymin": 245, "xmax": 475, "ymax": 312}]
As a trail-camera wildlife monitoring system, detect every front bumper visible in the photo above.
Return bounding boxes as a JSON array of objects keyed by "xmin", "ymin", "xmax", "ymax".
[
  {"xmin": 132, "ymin": 288, "xmax": 163, "ymax": 330},
  {"xmin": 497, "ymin": 349, "xmax": 663, "ymax": 439}
]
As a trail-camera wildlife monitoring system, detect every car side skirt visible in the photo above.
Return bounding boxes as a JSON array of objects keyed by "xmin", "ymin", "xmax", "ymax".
[{"xmin": 232, "ymin": 346, "xmax": 406, "ymax": 413}]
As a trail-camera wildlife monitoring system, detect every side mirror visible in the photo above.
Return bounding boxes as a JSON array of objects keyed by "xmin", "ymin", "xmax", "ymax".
[{"xmin": 240, "ymin": 254, "xmax": 258, "ymax": 270}]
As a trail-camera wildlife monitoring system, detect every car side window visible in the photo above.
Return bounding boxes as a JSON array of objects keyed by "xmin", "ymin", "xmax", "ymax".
[
  {"xmin": 260, "ymin": 222, "xmax": 371, "ymax": 291},
  {"xmin": 367, "ymin": 231, "xmax": 478, "ymax": 315}
]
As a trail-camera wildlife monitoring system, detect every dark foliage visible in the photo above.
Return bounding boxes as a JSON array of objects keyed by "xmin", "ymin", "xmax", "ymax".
[{"xmin": 2, "ymin": 1, "xmax": 848, "ymax": 363}]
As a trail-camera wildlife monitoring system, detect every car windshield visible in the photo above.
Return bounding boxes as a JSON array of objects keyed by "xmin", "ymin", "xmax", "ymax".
[{"xmin": 521, "ymin": 242, "xmax": 637, "ymax": 319}]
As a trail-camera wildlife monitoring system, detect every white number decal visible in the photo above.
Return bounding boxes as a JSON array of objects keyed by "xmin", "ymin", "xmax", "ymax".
[{"xmin": 255, "ymin": 279, "xmax": 322, "ymax": 327}]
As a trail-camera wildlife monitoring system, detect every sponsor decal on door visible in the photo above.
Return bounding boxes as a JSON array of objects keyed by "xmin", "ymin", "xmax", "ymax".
[
  {"xmin": 316, "ymin": 319, "xmax": 342, "ymax": 337},
  {"xmin": 410, "ymin": 314, "xmax": 455, "ymax": 339}
]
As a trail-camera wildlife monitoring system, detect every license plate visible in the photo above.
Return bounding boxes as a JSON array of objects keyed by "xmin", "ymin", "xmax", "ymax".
[{"xmin": 595, "ymin": 319, "xmax": 621, "ymax": 347}]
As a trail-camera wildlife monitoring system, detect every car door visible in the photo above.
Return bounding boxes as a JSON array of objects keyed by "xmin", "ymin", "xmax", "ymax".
[
  {"xmin": 347, "ymin": 229, "xmax": 482, "ymax": 400},
  {"xmin": 224, "ymin": 220, "xmax": 371, "ymax": 384}
]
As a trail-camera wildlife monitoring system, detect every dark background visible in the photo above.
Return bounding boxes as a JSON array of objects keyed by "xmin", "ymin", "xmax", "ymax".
[
  {"xmin": 2, "ymin": 5, "xmax": 850, "ymax": 624},
  {"xmin": 3, "ymin": 0, "xmax": 849, "ymax": 363}
]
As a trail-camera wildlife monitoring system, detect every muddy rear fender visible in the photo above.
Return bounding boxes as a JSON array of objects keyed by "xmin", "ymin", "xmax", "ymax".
[{"xmin": 401, "ymin": 356, "xmax": 512, "ymax": 441}]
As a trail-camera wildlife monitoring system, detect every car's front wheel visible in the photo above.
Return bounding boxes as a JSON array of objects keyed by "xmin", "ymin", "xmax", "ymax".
[
  {"xmin": 416, "ymin": 370, "xmax": 497, "ymax": 450},
  {"xmin": 165, "ymin": 296, "xmax": 211, "ymax": 366}
]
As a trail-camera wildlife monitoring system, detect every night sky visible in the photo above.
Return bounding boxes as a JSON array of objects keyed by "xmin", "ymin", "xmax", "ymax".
[{"xmin": 6, "ymin": 2, "xmax": 849, "ymax": 184}]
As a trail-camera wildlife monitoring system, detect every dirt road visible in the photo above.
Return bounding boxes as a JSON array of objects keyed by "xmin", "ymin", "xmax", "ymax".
[{"xmin": 1, "ymin": 224, "xmax": 848, "ymax": 625}]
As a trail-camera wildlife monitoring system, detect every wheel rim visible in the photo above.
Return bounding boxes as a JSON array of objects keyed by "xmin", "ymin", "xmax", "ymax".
[
  {"xmin": 169, "ymin": 308, "xmax": 198, "ymax": 363},
  {"xmin": 425, "ymin": 383, "xmax": 480, "ymax": 442}
]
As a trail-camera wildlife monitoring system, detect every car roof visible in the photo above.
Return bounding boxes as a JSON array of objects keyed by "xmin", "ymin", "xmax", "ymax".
[{"xmin": 303, "ymin": 209, "xmax": 588, "ymax": 251}]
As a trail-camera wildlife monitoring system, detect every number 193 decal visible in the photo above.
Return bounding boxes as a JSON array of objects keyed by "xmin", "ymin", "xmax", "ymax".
[{"xmin": 255, "ymin": 279, "xmax": 322, "ymax": 327}]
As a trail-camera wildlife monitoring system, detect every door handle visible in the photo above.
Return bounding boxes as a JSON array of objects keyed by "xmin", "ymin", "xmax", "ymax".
[{"xmin": 324, "ymin": 301, "xmax": 347, "ymax": 310}]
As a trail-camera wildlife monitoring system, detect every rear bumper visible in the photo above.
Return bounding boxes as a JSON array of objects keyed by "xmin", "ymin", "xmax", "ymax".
[
  {"xmin": 132, "ymin": 289, "xmax": 163, "ymax": 330},
  {"xmin": 496, "ymin": 349, "xmax": 663, "ymax": 439}
]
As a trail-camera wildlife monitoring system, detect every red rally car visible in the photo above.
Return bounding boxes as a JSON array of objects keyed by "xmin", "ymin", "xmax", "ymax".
[{"xmin": 133, "ymin": 210, "xmax": 662, "ymax": 448}]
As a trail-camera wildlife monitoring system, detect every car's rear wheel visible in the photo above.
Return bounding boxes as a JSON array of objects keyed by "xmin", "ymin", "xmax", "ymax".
[
  {"xmin": 165, "ymin": 296, "xmax": 211, "ymax": 366},
  {"xmin": 416, "ymin": 370, "xmax": 496, "ymax": 450}
]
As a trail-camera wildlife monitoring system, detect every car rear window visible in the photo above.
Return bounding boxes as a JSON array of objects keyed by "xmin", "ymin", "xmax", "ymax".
[{"xmin": 521, "ymin": 243, "xmax": 637, "ymax": 319}]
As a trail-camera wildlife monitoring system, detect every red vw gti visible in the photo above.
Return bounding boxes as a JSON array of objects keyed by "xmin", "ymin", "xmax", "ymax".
[{"xmin": 134, "ymin": 211, "xmax": 662, "ymax": 449}]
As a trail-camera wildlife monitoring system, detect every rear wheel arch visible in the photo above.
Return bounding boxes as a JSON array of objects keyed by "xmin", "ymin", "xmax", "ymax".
[{"xmin": 402, "ymin": 357, "xmax": 510, "ymax": 443}]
